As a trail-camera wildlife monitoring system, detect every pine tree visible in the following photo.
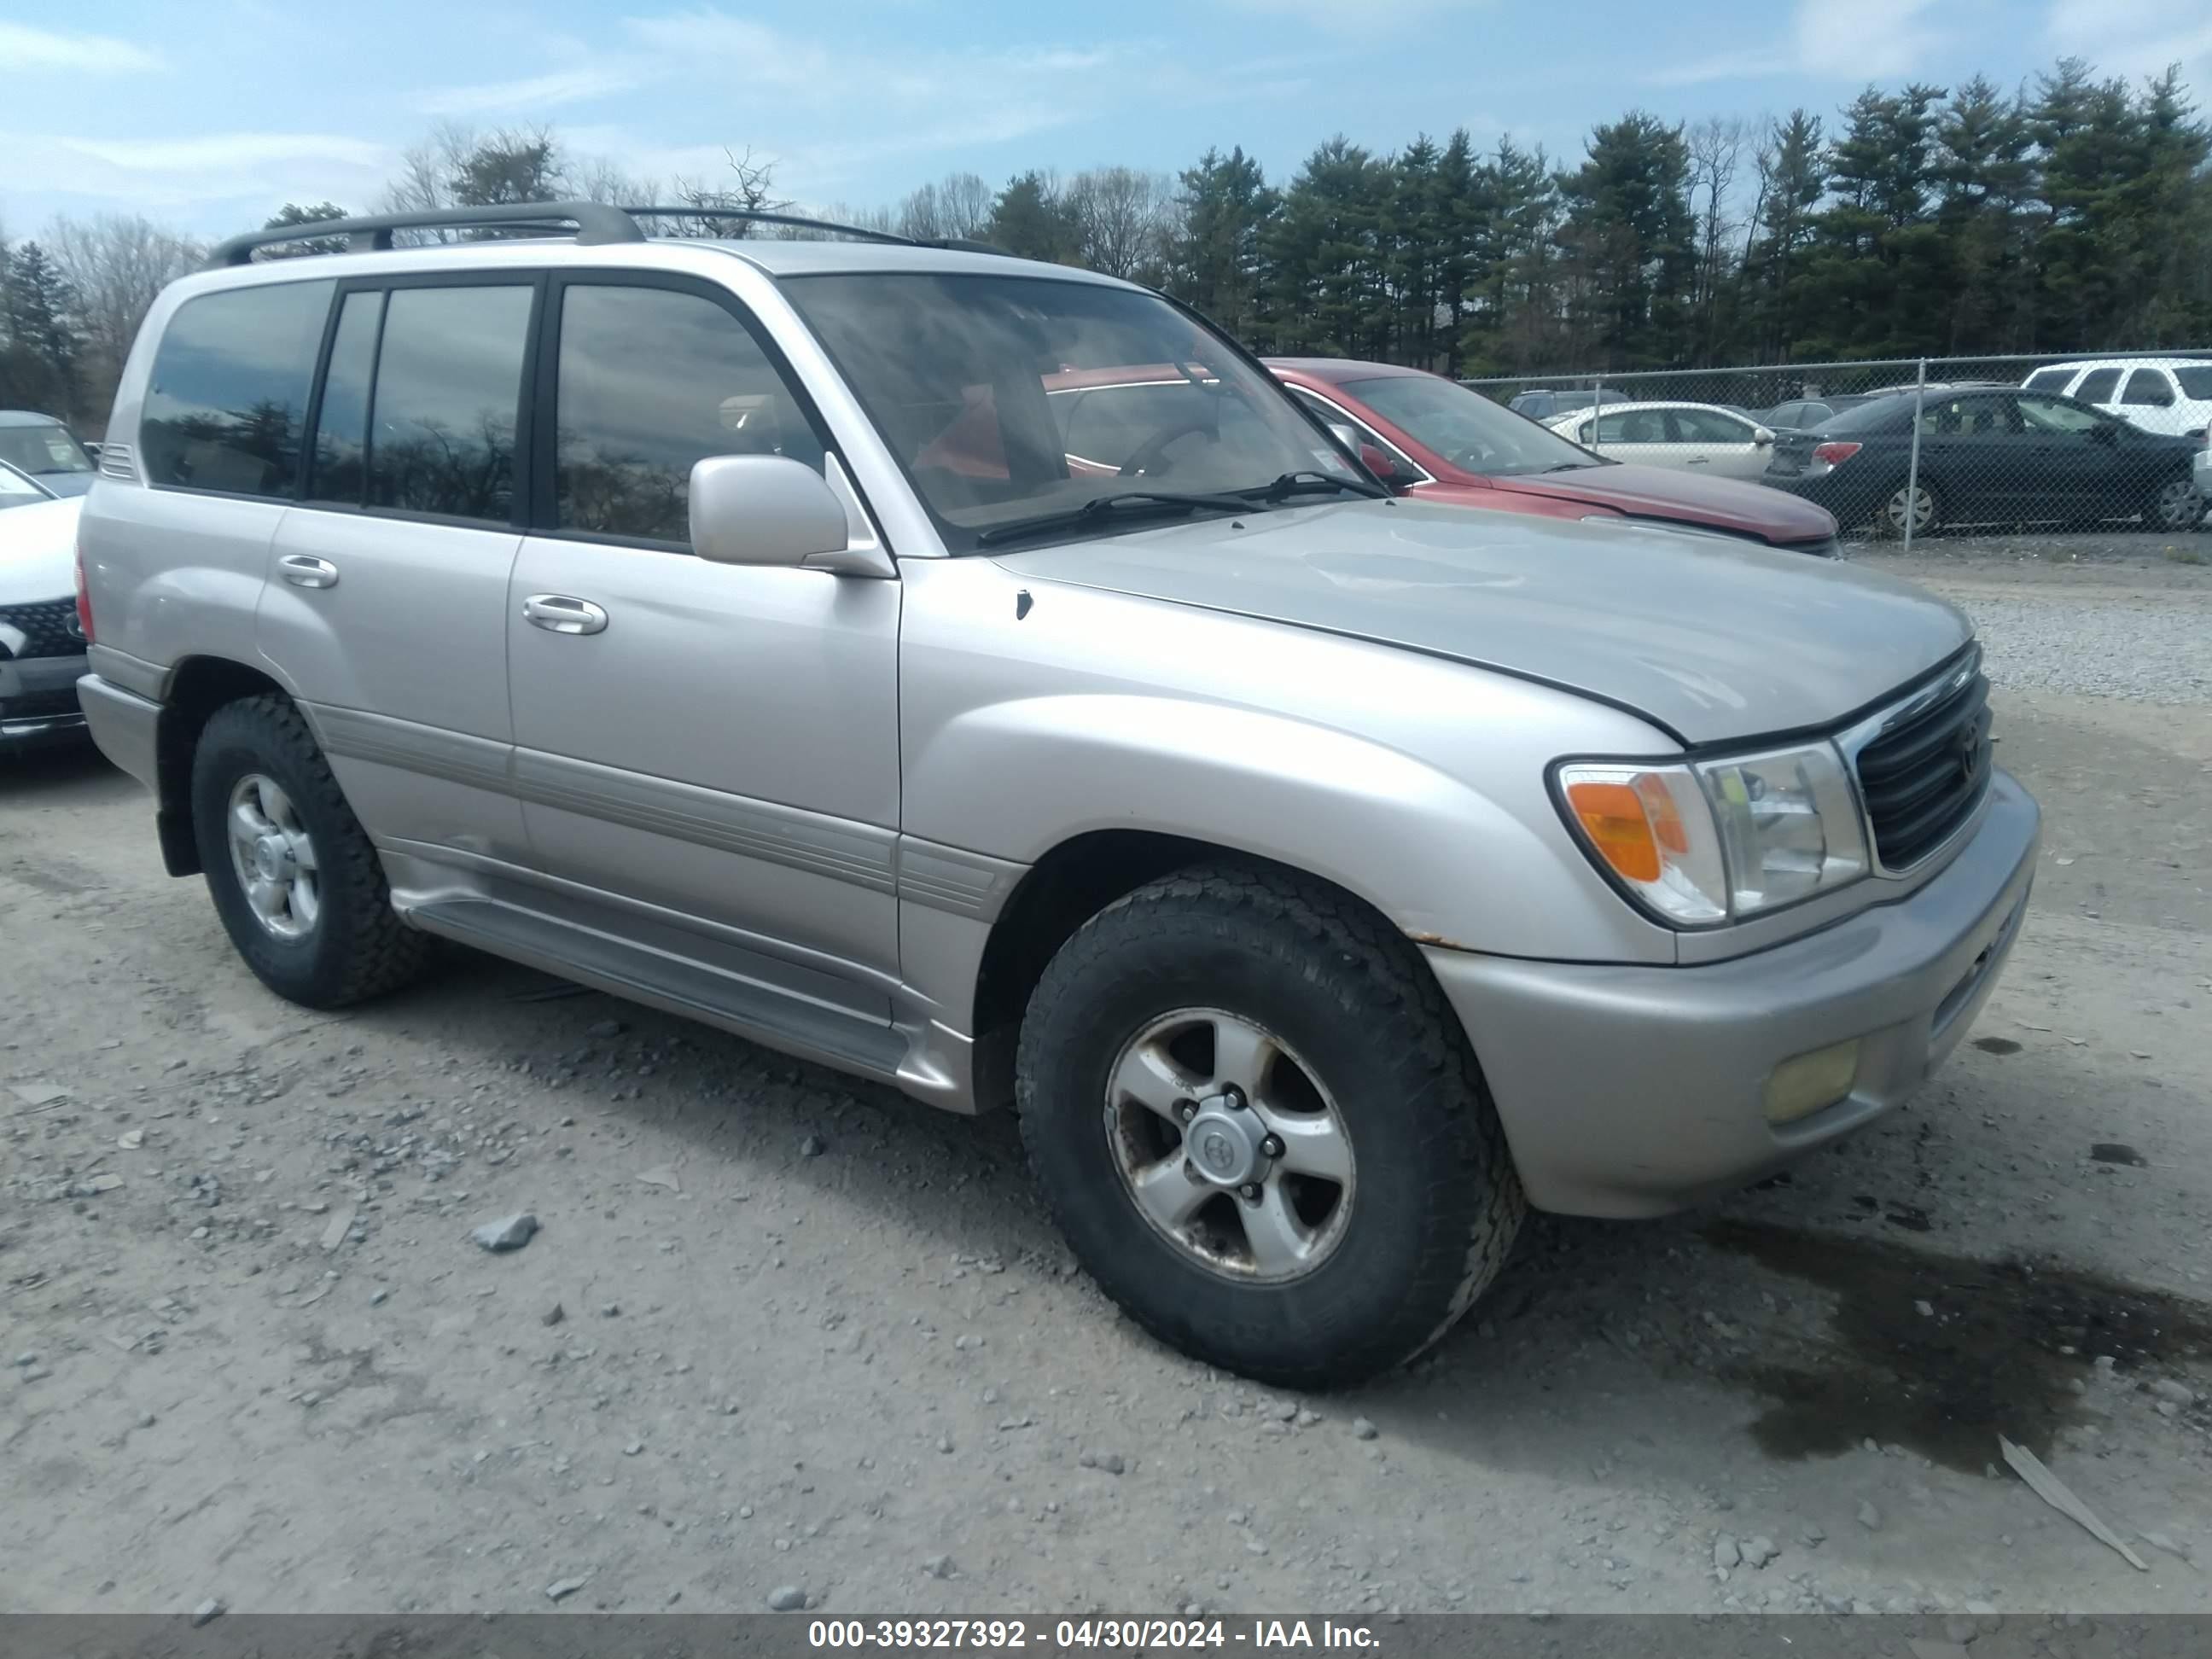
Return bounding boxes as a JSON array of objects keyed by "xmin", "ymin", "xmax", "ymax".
[{"xmin": 3, "ymin": 242, "xmax": 84, "ymax": 417}]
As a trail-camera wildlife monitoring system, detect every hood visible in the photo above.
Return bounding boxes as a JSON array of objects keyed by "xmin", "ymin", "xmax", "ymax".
[
  {"xmin": 1492, "ymin": 462, "xmax": 1837, "ymax": 544},
  {"xmin": 990, "ymin": 499, "xmax": 1970, "ymax": 747},
  {"xmin": 0, "ymin": 497, "xmax": 84, "ymax": 604}
]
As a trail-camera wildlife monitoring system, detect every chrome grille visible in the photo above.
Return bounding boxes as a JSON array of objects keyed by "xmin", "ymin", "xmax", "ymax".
[{"xmin": 1854, "ymin": 655, "xmax": 1994, "ymax": 870}]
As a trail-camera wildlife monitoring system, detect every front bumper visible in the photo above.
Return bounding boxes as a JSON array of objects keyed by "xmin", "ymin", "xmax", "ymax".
[
  {"xmin": 0, "ymin": 649, "xmax": 90, "ymax": 748},
  {"xmin": 1427, "ymin": 770, "xmax": 2040, "ymax": 1218}
]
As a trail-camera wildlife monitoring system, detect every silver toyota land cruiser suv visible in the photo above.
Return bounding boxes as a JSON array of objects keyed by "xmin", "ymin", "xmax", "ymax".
[{"xmin": 75, "ymin": 202, "xmax": 2037, "ymax": 1387}]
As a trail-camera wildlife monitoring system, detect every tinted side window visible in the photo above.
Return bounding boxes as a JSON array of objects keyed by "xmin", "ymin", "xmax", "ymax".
[
  {"xmin": 554, "ymin": 284, "xmax": 824, "ymax": 544},
  {"xmin": 368, "ymin": 285, "xmax": 533, "ymax": 522},
  {"xmin": 2121, "ymin": 370, "xmax": 2174, "ymax": 407},
  {"xmin": 2023, "ymin": 369, "xmax": 2075, "ymax": 393},
  {"xmin": 2074, "ymin": 368, "xmax": 2121, "ymax": 404},
  {"xmin": 142, "ymin": 280, "xmax": 334, "ymax": 498},
  {"xmin": 1671, "ymin": 409, "xmax": 1748, "ymax": 443},
  {"xmin": 307, "ymin": 290, "xmax": 383, "ymax": 504}
]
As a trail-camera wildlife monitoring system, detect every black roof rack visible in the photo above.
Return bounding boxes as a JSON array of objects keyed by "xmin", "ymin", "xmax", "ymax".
[
  {"xmin": 621, "ymin": 205, "xmax": 916, "ymax": 245},
  {"xmin": 204, "ymin": 201, "xmax": 646, "ymax": 268},
  {"xmin": 204, "ymin": 200, "xmax": 1022, "ymax": 271}
]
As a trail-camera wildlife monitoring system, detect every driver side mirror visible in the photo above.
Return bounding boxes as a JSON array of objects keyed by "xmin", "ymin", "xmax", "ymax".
[
  {"xmin": 689, "ymin": 455, "xmax": 895, "ymax": 577},
  {"xmin": 1752, "ymin": 426, "xmax": 1775, "ymax": 446}
]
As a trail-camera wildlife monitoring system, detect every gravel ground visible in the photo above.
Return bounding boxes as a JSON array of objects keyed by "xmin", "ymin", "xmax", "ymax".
[{"xmin": 3, "ymin": 542, "xmax": 2209, "ymax": 1621}]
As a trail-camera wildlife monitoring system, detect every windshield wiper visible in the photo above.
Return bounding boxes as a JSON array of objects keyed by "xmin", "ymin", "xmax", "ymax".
[
  {"xmin": 975, "ymin": 490, "xmax": 1251, "ymax": 548},
  {"xmin": 1238, "ymin": 469, "xmax": 1390, "ymax": 503}
]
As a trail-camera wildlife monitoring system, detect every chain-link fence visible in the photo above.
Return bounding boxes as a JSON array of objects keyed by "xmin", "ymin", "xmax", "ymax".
[{"xmin": 1462, "ymin": 352, "xmax": 2212, "ymax": 546}]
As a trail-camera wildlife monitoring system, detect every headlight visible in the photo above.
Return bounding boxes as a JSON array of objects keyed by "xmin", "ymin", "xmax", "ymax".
[{"xmin": 1557, "ymin": 743, "xmax": 1868, "ymax": 926}]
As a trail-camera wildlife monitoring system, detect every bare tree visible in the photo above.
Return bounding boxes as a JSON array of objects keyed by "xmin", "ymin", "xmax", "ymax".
[
  {"xmin": 1066, "ymin": 166, "xmax": 1174, "ymax": 280},
  {"xmin": 895, "ymin": 172, "xmax": 995, "ymax": 242},
  {"xmin": 45, "ymin": 212, "xmax": 204, "ymax": 414},
  {"xmin": 660, "ymin": 148, "xmax": 788, "ymax": 237},
  {"xmin": 1685, "ymin": 116, "xmax": 1748, "ymax": 362}
]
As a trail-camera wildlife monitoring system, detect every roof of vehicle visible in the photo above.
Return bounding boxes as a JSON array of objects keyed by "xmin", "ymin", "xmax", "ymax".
[
  {"xmin": 2025, "ymin": 358, "xmax": 2212, "ymax": 373},
  {"xmin": 716, "ymin": 237, "xmax": 1125, "ymax": 286},
  {"xmin": 0, "ymin": 410, "xmax": 69, "ymax": 428},
  {"xmin": 1543, "ymin": 399, "xmax": 1757, "ymax": 417},
  {"xmin": 1265, "ymin": 358, "xmax": 1434, "ymax": 384}
]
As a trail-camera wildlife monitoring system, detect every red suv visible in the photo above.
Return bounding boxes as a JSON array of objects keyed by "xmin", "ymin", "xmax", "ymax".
[{"xmin": 1268, "ymin": 358, "xmax": 1840, "ymax": 556}]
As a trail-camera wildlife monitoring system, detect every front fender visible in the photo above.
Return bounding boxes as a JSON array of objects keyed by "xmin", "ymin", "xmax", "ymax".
[{"xmin": 897, "ymin": 556, "xmax": 1679, "ymax": 995}]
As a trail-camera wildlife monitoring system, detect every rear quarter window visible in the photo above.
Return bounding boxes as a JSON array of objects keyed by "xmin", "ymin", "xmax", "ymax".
[
  {"xmin": 2174, "ymin": 366, "xmax": 2212, "ymax": 400},
  {"xmin": 141, "ymin": 280, "xmax": 335, "ymax": 499},
  {"xmin": 2023, "ymin": 369, "xmax": 2075, "ymax": 393}
]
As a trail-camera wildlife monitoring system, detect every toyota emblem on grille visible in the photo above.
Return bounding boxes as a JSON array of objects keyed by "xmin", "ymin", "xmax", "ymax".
[{"xmin": 1201, "ymin": 1131, "xmax": 1236, "ymax": 1173}]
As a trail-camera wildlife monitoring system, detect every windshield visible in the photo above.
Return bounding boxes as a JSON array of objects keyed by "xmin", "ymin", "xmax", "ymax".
[
  {"xmin": 0, "ymin": 422, "xmax": 95, "ymax": 477},
  {"xmin": 783, "ymin": 273, "xmax": 1358, "ymax": 550},
  {"xmin": 0, "ymin": 459, "xmax": 55, "ymax": 507},
  {"xmin": 1342, "ymin": 374, "xmax": 1603, "ymax": 476},
  {"xmin": 1819, "ymin": 399, "xmax": 1916, "ymax": 434}
]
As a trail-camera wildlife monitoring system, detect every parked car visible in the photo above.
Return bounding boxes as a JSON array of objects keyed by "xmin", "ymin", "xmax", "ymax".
[
  {"xmin": 0, "ymin": 410, "xmax": 100, "ymax": 498},
  {"xmin": 1542, "ymin": 400, "xmax": 1780, "ymax": 480},
  {"xmin": 1, "ymin": 457, "xmax": 58, "ymax": 510},
  {"xmin": 2021, "ymin": 358, "xmax": 2212, "ymax": 439},
  {"xmin": 1, "ymin": 492, "xmax": 90, "ymax": 749},
  {"xmin": 1268, "ymin": 359, "xmax": 1838, "ymax": 554},
  {"xmin": 79, "ymin": 201, "xmax": 2036, "ymax": 1386},
  {"xmin": 1765, "ymin": 387, "xmax": 2206, "ymax": 535},
  {"xmin": 1755, "ymin": 394, "xmax": 1879, "ymax": 433},
  {"xmin": 1505, "ymin": 386, "xmax": 1629, "ymax": 422}
]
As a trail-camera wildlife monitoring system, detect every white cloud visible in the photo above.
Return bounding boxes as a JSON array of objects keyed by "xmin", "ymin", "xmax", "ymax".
[
  {"xmin": 415, "ymin": 66, "xmax": 644, "ymax": 117},
  {"xmin": 2046, "ymin": 0, "xmax": 2212, "ymax": 83},
  {"xmin": 0, "ymin": 21, "xmax": 163, "ymax": 73},
  {"xmin": 1645, "ymin": 0, "xmax": 1940, "ymax": 86},
  {"xmin": 2, "ymin": 131, "xmax": 396, "ymax": 212}
]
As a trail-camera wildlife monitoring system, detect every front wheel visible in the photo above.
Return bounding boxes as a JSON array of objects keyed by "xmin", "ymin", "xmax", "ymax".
[
  {"xmin": 1016, "ymin": 864, "xmax": 1523, "ymax": 1388},
  {"xmin": 2148, "ymin": 474, "xmax": 2205, "ymax": 532}
]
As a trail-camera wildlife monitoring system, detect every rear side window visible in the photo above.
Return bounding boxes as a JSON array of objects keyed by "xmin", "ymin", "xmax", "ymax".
[
  {"xmin": 2175, "ymin": 366, "xmax": 2212, "ymax": 399},
  {"xmin": 2023, "ymin": 369, "xmax": 2075, "ymax": 393},
  {"xmin": 141, "ymin": 280, "xmax": 334, "ymax": 498},
  {"xmin": 2121, "ymin": 369, "xmax": 2174, "ymax": 407},
  {"xmin": 2074, "ymin": 368, "xmax": 2121, "ymax": 404},
  {"xmin": 307, "ymin": 290, "xmax": 382, "ymax": 503},
  {"xmin": 553, "ymin": 284, "xmax": 824, "ymax": 544},
  {"xmin": 366, "ymin": 285, "xmax": 533, "ymax": 521}
]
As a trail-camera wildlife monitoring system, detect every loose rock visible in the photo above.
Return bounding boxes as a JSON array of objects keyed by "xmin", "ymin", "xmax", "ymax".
[
  {"xmin": 546, "ymin": 1577, "xmax": 589, "ymax": 1602},
  {"xmin": 1352, "ymin": 1417, "xmax": 1379, "ymax": 1441},
  {"xmin": 1714, "ymin": 1535, "xmax": 1742, "ymax": 1570},
  {"xmin": 799, "ymin": 1135, "xmax": 827, "ymax": 1158},
  {"xmin": 2149, "ymin": 1379, "xmax": 2197, "ymax": 1407},
  {"xmin": 191, "ymin": 1600, "xmax": 224, "ymax": 1627},
  {"xmin": 470, "ymin": 1214, "xmax": 539, "ymax": 1253},
  {"xmin": 767, "ymin": 1585, "xmax": 807, "ymax": 1611},
  {"xmin": 1857, "ymin": 1502, "xmax": 1883, "ymax": 1531},
  {"xmin": 1743, "ymin": 1536, "xmax": 1778, "ymax": 1569},
  {"xmin": 923, "ymin": 1554, "xmax": 954, "ymax": 1580}
]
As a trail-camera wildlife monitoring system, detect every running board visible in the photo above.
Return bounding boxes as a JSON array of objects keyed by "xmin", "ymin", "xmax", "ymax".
[{"xmin": 408, "ymin": 899, "xmax": 908, "ymax": 1079}]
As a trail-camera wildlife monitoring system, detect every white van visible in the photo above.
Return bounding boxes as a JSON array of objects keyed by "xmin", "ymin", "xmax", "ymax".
[{"xmin": 2020, "ymin": 358, "xmax": 2212, "ymax": 439}]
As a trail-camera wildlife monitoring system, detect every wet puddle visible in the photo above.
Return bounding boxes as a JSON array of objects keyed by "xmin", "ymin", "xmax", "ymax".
[{"xmin": 1703, "ymin": 1220, "xmax": 2212, "ymax": 1471}]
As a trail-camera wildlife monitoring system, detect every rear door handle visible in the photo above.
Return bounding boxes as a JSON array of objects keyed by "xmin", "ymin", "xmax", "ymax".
[
  {"xmin": 523, "ymin": 594, "xmax": 608, "ymax": 636},
  {"xmin": 278, "ymin": 555, "xmax": 339, "ymax": 589}
]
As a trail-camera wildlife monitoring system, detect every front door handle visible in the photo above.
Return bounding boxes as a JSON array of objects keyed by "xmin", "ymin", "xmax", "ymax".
[
  {"xmin": 278, "ymin": 554, "xmax": 339, "ymax": 589},
  {"xmin": 523, "ymin": 594, "xmax": 608, "ymax": 636},
  {"xmin": 1685, "ymin": 456, "xmax": 1711, "ymax": 466}
]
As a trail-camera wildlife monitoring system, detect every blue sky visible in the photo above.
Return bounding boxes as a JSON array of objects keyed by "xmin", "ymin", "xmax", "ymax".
[{"xmin": 4, "ymin": 0, "xmax": 2208, "ymax": 239}]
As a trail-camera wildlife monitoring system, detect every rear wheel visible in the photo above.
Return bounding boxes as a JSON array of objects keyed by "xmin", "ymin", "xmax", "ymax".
[
  {"xmin": 1877, "ymin": 479, "xmax": 1940, "ymax": 538},
  {"xmin": 1016, "ymin": 864, "xmax": 1523, "ymax": 1388},
  {"xmin": 190, "ymin": 694, "xmax": 428, "ymax": 1008}
]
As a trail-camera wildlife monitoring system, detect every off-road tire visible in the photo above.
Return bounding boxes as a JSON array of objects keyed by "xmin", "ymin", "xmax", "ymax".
[
  {"xmin": 189, "ymin": 694, "xmax": 428, "ymax": 1008},
  {"xmin": 1016, "ymin": 863, "xmax": 1524, "ymax": 1388}
]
